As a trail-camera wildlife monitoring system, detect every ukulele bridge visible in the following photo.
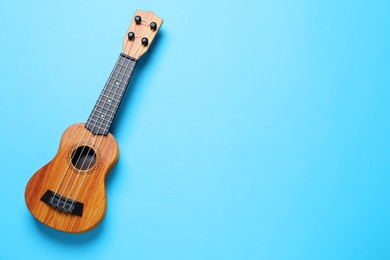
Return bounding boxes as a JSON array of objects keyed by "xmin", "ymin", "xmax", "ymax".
[{"xmin": 40, "ymin": 189, "xmax": 84, "ymax": 217}]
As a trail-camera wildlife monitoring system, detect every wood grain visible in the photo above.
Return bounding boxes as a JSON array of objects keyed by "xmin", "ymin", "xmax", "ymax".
[
  {"xmin": 25, "ymin": 123, "xmax": 119, "ymax": 233},
  {"xmin": 122, "ymin": 10, "xmax": 163, "ymax": 59}
]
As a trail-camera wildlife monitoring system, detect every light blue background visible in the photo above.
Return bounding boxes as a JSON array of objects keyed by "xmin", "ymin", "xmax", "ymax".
[{"xmin": 0, "ymin": 0, "xmax": 389, "ymax": 259}]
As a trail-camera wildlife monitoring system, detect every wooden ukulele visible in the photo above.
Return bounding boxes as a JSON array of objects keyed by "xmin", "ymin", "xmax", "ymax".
[{"xmin": 25, "ymin": 10, "xmax": 163, "ymax": 233}]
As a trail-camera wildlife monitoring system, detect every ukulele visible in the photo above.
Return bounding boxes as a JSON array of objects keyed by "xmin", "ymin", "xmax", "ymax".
[{"xmin": 25, "ymin": 10, "xmax": 163, "ymax": 233}]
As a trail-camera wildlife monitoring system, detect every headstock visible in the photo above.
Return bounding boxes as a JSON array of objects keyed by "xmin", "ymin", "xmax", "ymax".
[{"xmin": 122, "ymin": 10, "xmax": 163, "ymax": 60}]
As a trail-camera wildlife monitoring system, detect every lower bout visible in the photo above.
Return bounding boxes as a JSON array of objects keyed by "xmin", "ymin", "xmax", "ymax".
[{"xmin": 27, "ymin": 195, "xmax": 107, "ymax": 233}]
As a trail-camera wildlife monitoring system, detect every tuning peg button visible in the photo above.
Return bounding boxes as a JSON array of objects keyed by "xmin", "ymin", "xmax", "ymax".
[
  {"xmin": 127, "ymin": 32, "xmax": 135, "ymax": 41},
  {"xmin": 141, "ymin": 37, "xmax": 148, "ymax": 46},
  {"xmin": 135, "ymin": 15, "xmax": 142, "ymax": 24},
  {"xmin": 150, "ymin": 22, "xmax": 157, "ymax": 31}
]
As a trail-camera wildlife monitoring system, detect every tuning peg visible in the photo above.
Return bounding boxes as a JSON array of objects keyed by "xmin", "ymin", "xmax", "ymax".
[
  {"xmin": 150, "ymin": 22, "xmax": 157, "ymax": 31},
  {"xmin": 141, "ymin": 37, "xmax": 148, "ymax": 46},
  {"xmin": 127, "ymin": 32, "xmax": 135, "ymax": 41},
  {"xmin": 134, "ymin": 15, "xmax": 142, "ymax": 24}
]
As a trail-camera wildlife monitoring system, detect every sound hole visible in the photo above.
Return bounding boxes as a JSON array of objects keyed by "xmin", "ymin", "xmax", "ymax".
[{"xmin": 71, "ymin": 146, "xmax": 96, "ymax": 170}]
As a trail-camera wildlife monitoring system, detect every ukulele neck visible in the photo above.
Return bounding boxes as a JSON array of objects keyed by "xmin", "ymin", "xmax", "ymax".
[{"xmin": 85, "ymin": 54, "xmax": 137, "ymax": 135}]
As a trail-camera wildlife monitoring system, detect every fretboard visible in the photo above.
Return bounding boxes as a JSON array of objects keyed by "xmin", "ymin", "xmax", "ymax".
[{"xmin": 85, "ymin": 54, "xmax": 137, "ymax": 135}]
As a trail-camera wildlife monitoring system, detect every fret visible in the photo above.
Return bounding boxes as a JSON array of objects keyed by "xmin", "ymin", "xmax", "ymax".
[
  {"xmin": 90, "ymin": 106, "xmax": 115, "ymax": 118},
  {"xmin": 102, "ymin": 89, "xmax": 122, "ymax": 102},
  {"xmin": 85, "ymin": 53, "xmax": 137, "ymax": 135},
  {"xmin": 91, "ymin": 107, "xmax": 115, "ymax": 119},
  {"xmin": 116, "ymin": 62, "xmax": 133, "ymax": 72},
  {"xmin": 107, "ymin": 75, "xmax": 129, "ymax": 86},
  {"xmin": 88, "ymin": 113, "xmax": 112, "ymax": 125},
  {"xmin": 90, "ymin": 119, "xmax": 112, "ymax": 130},
  {"xmin": 99, "ymin": 93, "xmax": 120, "ymax": 106},
  {"xmin": 117, "ymin": 67, "xmax": 133, "ymax": 76},
  {"xmin": 86, "ymin": 118, "xmax": 111, "ymax": 130},
  {"xmin": 106, "ymin": 82, "xmax": 127, "ymax": 93},
  {"xmin": 94, "ymin": 101, "xmax": 117, "ymax": 113},
  {"xmin": 91, "ymin": 108, "xmax": 115, "ymax": 120},
  {"xmin": 103, "ymin": 84, "xmax": 125, "ymax": 96},
  {"xmin": 111, "ymin": 72, "xmax": 129, "ymax": 84}
]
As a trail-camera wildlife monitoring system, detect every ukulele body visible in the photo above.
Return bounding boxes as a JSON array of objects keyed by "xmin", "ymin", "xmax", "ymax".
[
  {"xmin": 25, "ymin": 10, "xmax": 162, "ymax": 233},
  {"xmin": 25, "ymin": 123, "xmax": 119, "ymax": 233}
]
